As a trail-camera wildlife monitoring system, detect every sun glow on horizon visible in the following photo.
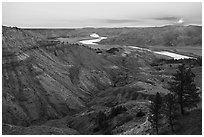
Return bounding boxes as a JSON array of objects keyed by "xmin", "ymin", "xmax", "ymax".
[{"xmin": 178, "ymin": 19, "xmax": 184, "ymax": 24}]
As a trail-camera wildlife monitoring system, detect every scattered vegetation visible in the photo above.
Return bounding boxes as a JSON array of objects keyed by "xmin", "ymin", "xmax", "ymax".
[
  {"xmin": 136, "ymin": 109, "xmax": 145, "ymax": 117},
  {"xmin": 106, "ymin": 48, "xmax": 119, "ymax": 54},
  {"xmin": 109, "ymin": 106, "xmax": 127, "ymax": 119},
  {"xmin": 149, "ymin": 63, "xmax": 201, "ymax": 134},
  {"xmin": 151, "ymin": 58, "xmax": 202, "ymax": 67},
  {"xmin": 168, "ymin": 64, "xmax": 200, "ymax": 115}
]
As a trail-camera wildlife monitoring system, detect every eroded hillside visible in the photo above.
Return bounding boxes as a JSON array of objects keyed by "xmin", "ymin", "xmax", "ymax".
[
  {"xmin": 2, "ymin": 26, "xmax": 201, "ymax": 135},
  {"xmin": 2, "ymin": 26, "xmax": 114, "ymax": 130}
]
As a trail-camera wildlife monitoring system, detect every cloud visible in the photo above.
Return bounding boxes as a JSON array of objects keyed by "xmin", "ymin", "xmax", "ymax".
[
  {"xmin": 153, "ymin": 16, "xmax": 178, "ymax": 21},
  {"xmin": 101, "ymin": 19, "xmax": 141, "ymax": 24}
]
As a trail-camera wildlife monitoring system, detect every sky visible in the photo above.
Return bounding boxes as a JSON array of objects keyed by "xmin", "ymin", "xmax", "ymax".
[{"xmin": 2, "ymin": 2, "xmax": 202, "ymax": 28}]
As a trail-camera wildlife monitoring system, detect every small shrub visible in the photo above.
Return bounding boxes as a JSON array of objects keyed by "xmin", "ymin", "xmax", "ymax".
[
  {"xmin": 96, "ymin": 51, "xmax": 102, "ymax": 54},
  {"xmin": 123, "ymin": 115, "xmax": 134, "ymax": 123},
  {"xmin": 109, "ymin": 106, "xmax": 127, "ymax": 119},
  {"xmin": 106, "ymin": 48, "xmax": 119, "ymax": 54},
  {"xmin": 136, "ymin": 110, "xmax": 145, "ymax": 117}
]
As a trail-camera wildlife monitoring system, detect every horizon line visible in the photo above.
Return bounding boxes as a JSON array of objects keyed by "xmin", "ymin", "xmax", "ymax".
[{"xmin": 3, "ymin": 24, "xmax": 202, "ymax": 29}]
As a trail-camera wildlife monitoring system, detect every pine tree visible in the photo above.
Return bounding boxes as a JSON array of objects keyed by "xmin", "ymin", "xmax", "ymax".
[
  {"xmin": 168, "ymin": 64, "xmax": 200, "ymax": 115},
  {"xmin": 164, "ymin": 93, "xmax": 178, "ymax": 133},
  {"xmin": 149, "ymin": 92, "xmax": 163, "ymax": 134}
]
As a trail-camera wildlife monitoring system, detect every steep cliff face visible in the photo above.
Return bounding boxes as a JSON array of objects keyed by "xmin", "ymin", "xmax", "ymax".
[{"xmin": 2, "ymin": 26, "xmax": 112, "ymax": 128}]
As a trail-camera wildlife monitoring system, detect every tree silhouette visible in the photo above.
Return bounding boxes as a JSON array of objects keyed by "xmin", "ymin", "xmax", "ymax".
[
  {"xmin": 163, "ymin": 93, "xmax": 178, "ymax": 133},
  {"xmin": 168, "ymin": 64, "xmax": 200, "ymax": 115},
  {"xmin": 149, "ymin": 92, "xmax": 163, "ymax": 134}
]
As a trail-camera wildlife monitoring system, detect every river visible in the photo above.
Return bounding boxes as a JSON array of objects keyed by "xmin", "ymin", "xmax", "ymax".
[
  {"xmin": 79, "ymin": 33, "xmax": 194, "ymax": 60},
  {"xmin": 79, "ymin": 33, "xmax": 107, "ymax": 45}
]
